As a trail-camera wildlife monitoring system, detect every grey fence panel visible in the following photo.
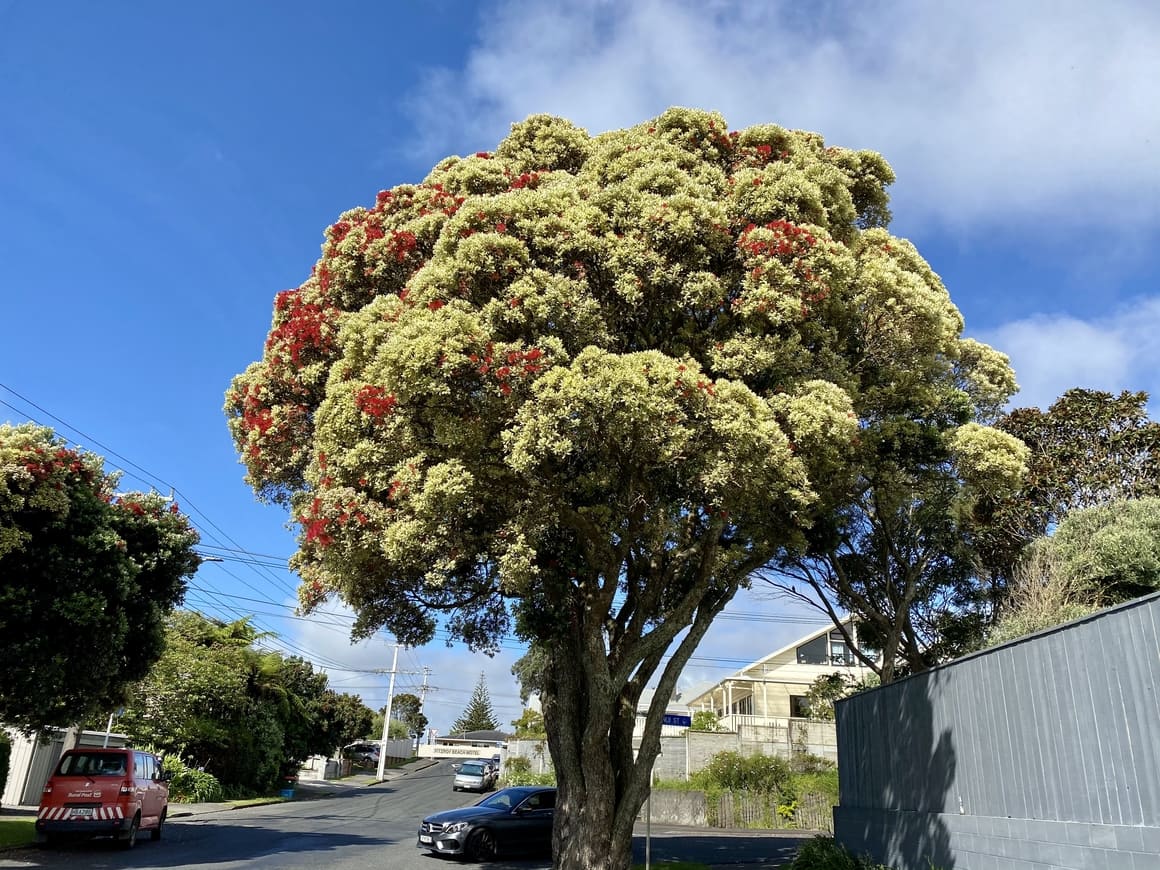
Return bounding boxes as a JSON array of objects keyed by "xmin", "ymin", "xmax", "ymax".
[
  {"xmin": 834, "ymin": 592, "xmax": 1160, "ymax": 870},
  {"xmin": 837, "ymin": 593, "xmax": 1160, "ymax": 826}
]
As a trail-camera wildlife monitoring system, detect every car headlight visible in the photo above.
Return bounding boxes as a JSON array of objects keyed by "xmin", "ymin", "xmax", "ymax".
[{"xmin": 442, "ymin": 821, "xmax": 470, "ymax": 834}]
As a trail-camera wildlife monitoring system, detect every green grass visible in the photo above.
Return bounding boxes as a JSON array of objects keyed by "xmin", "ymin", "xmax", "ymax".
[
  {"xmin": 632, "ymin": 863, "xmax": 709, "ymax": 870},
  {"xmin": 0, "ymin": 817, "xmax": 36, "ymax": 850}
]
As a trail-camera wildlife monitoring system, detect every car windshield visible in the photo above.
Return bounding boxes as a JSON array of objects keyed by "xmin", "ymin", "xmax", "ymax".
[
  {"xmin": 476, "ymin": 788, "xmax": 544, "ymax": 810},
  {"xmin": 57, "ymin": 753, "xmax": 128, "ymax": 776},
  {"xmin": 459, "ymin": 763, "xmax": 485, "ymax": 775}
]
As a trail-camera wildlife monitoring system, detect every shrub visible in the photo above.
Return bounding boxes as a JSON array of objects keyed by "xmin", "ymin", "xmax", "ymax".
[
  {"xmin": 162, "ymin": 753, "xmax": 225, "ymax": 803},
  {"xmin": 504, "ymin": 755, "xmax": 531, "ymax": 775},
  {"xmin": 690, "ymin": 711, "xmax": 723, "ymax": 732},
  {"xmin": 790, "ymin": 753, "xmax": 836, "ymax": 775},
  {"xmin": 788, "ymin": 769, "xmax": 839, "ymax": 806},
  {"xmin": 789, "ymin": 836, "xmax": 901, "ymax": 870},
  {"xmin": 694, "ymin": 751, "xmax": 792, "ymax": 799},
  {"xmin": 789, "ymin": 836, "xmax": 863, "ymax": 870},
  {"xmin": 502, "ymin": 768, "xmax": 556, "ymax": 787}
]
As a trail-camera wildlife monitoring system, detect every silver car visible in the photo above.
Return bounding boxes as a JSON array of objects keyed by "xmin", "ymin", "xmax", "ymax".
[{"xmin": 453, "ymin": 760, "xmax": 495, "ymax": 792}]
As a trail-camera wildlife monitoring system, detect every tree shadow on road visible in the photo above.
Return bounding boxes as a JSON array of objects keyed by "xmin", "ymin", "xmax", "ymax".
[{"xmin": 7, "ymin": 822, "xmax": 395, "ymax": 867}]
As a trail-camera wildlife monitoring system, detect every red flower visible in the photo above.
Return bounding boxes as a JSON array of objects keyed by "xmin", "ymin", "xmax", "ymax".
[{"xmin": 355, "ymin": 385, "xmax": 398, "ymax": 418}]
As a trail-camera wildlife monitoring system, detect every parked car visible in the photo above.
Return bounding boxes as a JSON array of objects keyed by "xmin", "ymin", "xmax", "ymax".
[
  {"xmin": 418, "ymin": 786, "xmax": 556, "ymax": 860},
  {"xmin": 36, "ymin": 748, "xmax": 169, "ymax": 849},
  {"xmin": 453, "ymin": 760, "xmax": 495, "ymax": 792},
  {"xmin": 344, "ymin": 742, "xmax": 381, "ymax": 767}
]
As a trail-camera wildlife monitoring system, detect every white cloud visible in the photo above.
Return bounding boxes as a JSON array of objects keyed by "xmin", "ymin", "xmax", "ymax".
[
  {"xmin": 408, "ymin": 0, "xmax": 1160, "ymax": 230},
  {"xmin": 280, "ymin": 587, "xmax": 829, "ymax": 735},
  {"xmin": 979, "ymin": 295, "xmax": 1160, "ymax": 410},
  {"xmin": 284, "ymin": 599, "xmax": 529, "ymax": 736}
]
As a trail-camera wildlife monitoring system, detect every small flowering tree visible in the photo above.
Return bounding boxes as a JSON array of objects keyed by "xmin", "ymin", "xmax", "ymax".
[
  {"xmin": 0, "ymin": 423, "xmax": 200, "ymax": 732},
  {"xmin": 227, "ymin": 109, "xmax": 1024, "ymax": 869}
]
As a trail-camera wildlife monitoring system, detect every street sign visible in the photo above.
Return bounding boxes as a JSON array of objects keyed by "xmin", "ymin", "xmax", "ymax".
[{"xmin": 662, "ymin": 714, "xmax": 692, "ymax": 727}]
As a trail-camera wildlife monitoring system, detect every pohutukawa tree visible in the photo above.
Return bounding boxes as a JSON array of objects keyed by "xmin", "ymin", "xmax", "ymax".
[
  {"xmin": 226, "ymin": 108, "xmax": 1023, "ymax": 869},
  {"xmin": 0, "ymin": 423, "xmax": 201, "ymax": 732}
]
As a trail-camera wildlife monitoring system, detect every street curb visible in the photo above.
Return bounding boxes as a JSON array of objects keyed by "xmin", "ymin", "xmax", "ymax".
[
  {"xmin": 171, "ymin": 758, "xmax": 442, "ymax": 817},
  {"xmin": 374, "ymin": 758, "xmax": 440, "ymax": 784}
]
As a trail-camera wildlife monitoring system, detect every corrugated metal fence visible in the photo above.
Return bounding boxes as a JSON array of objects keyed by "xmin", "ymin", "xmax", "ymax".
[{"xmin": 834, "ymin": 591, "xmax": 1160, "ymax": 870}]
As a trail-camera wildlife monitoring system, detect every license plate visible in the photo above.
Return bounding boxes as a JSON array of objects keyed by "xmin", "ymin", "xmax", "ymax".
[
  {"xmin": 70, "ymin": 808, "xmax": 94, "ymax": 817},
  {"xmin": 419, "ymin": 835, "xmax": 432, "ymax": 844}
]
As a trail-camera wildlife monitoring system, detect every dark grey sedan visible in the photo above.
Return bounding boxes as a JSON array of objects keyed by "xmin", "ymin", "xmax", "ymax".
[{"xmin": 417, "ymin": 786, "xmax": 555, "ymax": 861}]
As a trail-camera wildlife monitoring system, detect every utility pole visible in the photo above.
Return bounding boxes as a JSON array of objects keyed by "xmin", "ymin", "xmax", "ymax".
[
  {"xmin": 417, "ymin": 666, "xmax": 432, "ymax": 751},
  {"xmin": 375, "ymin": 645, "xmax": 400, "ymax": 782}
]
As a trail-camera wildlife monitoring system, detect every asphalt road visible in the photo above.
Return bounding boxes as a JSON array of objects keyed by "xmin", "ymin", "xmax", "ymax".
[{"xmin": 1, "ymin": 761, "xmax": 810, "ymax": 869}]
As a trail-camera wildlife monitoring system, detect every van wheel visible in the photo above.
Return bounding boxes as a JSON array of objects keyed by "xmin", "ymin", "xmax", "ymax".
[
  {"xmin": 120, "ymin": 814, "xmax": 140, "ymax": 849},
  {"xmin": 151, "ymin": 808, "xmax": 166, "ymax": 841}
]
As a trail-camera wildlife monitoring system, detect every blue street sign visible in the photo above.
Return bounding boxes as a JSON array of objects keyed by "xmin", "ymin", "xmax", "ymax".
[{"xmin": 662, "ymin": 714, "xmax": 692, "ymax": 727}]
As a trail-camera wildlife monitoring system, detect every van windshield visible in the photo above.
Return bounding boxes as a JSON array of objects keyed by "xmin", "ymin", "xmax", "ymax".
[{"xmin": 57, "ymin": 753, "xmax": 128, "ymax": 777}]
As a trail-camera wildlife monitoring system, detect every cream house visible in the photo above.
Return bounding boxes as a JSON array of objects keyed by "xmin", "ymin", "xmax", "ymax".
[{"xmin": 683, "ymin": 621, "xmax": 874, "ymax": 734}]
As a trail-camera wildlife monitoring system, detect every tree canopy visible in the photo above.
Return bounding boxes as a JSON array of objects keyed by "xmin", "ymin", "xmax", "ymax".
[
  {"xmin": 1045, "ymin": 496, "xmax": 1160, "ymax": 602},
  {"xmin": 974, "ymin": 388, "xmax": 1160, "ymax": 583},
  {"xmin": 118, "ymin": 611, "xmax": 374, "ymax": 792},
  {"xmin": 226, "ymin": 108, "xmax": 1022, "ymax": 869},
  {"xmin": 0, "ymin": 423, "xmax": 200, "ymax": 732},
  {"xmin": 391, "ymin": 692, "xmax": 429, "ymax": 739},
  {"xmin": 451, "ymin": 671, "xmax": 499, "ymax": 733},
  {"xmin": 510, "ymin": 706, "xmax": 546, "ymax": 738}
]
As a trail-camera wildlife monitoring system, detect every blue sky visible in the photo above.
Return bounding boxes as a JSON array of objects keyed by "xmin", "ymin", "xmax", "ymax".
[{"xmin": 2, "ymin": 0, "xmax": 1158, "ymax": 737}]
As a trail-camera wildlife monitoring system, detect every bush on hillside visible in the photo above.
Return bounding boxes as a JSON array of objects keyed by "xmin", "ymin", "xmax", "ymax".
[{"xmin": 691, "ymin": 751, "xmax": 792, "ymax": 800}]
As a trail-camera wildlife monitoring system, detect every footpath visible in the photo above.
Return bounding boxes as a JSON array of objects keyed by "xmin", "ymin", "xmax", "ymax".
[{"xmin": 169, "ymin": 758, "xmax": 439, "ymax": 819}]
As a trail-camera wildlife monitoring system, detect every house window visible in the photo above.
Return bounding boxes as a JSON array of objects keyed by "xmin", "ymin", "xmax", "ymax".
[
  {"xmin": 796, "ymin": 635, "xmax": 828, "ymax": 665},
  {"xmin": 829, "ymin": 631, "xmax": 855, "ymax": 666},
  {"xmin": 790, "ymin": 695, "xmax": 809, "ymax": 718},
  {"xmin": 797, "ymin": 631, "xmax": 856, "ymax": 666},
  {"xmin": 730, "ymin": 696, "xmax": 753, "ymax": 716}
]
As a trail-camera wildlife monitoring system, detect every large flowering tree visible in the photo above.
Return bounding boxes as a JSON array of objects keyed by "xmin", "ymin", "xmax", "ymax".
[
  {"xmin": 227, "ymin": 109, "xmax": 1024, "ymax": 869},
  {"xmin": 0, "ymin": 423, "xmax": 200, "ymax": 732}
]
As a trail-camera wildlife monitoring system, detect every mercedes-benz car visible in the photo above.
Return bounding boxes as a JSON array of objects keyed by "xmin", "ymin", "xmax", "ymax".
[{"xmin": 417, "ymin": 785, "xmax": 555, "ymax": 861}]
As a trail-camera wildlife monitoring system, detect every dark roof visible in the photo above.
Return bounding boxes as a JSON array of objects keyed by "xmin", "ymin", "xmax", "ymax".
[{"xmin": 443, "ymin": 729, "xmax": 509, "ymax": 742}]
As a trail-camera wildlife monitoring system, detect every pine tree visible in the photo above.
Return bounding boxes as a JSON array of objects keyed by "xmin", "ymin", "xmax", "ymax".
[{"xmin": 451, "ymin": 671, "xmax": 498, "ymax": 733}]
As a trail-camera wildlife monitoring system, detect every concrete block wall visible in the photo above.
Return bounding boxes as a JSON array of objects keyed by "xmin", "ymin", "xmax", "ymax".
[{"xmin": 836, "ymin": 806, "xmax": 1160, "ymax": 870}]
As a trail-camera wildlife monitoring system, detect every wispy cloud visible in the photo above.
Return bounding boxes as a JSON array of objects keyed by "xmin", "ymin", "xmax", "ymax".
[
  {"xmin": 287, "ymin": 598, "xmax": 528, "ymax": 735},
  {"xmin": 979, "ymin": 296, "xmax": 1160, "ymax": 411},
  {"xmin": 408, "ymin": 0, "xmax": 1160, "ymax": 231}
]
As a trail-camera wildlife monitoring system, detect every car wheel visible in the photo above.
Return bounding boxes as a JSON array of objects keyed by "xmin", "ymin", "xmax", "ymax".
[
  {"xmin": 468, "ymin": 828, "xmax": 498, "ymax": 862},
  {"xmin": 120, "ymin": 814, "xmax": 140, "ymax": 849},
  {"xmin": 151, "ymin": 808, "xmax": 166, "ymax": 841}
]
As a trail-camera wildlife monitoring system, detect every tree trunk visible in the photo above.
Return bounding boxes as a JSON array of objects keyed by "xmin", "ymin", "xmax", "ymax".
[
  {"xmin": 543, "ymin": 619, "xmax": 649, "ymax": 870},
  {"xmin": 539, "ymin": 562, "xmax": 734, "ymax": 868}
]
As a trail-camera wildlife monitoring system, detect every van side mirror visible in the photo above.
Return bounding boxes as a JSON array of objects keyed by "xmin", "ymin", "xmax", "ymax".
[{"xmin": 157, "ymin": 770, "xmax": 173, "ymax": 782}]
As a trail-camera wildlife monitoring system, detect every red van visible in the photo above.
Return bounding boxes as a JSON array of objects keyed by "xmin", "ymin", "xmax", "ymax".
[{"xmin": 36, "ymin": 747, "xmax": 169, "ymax": 848}]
